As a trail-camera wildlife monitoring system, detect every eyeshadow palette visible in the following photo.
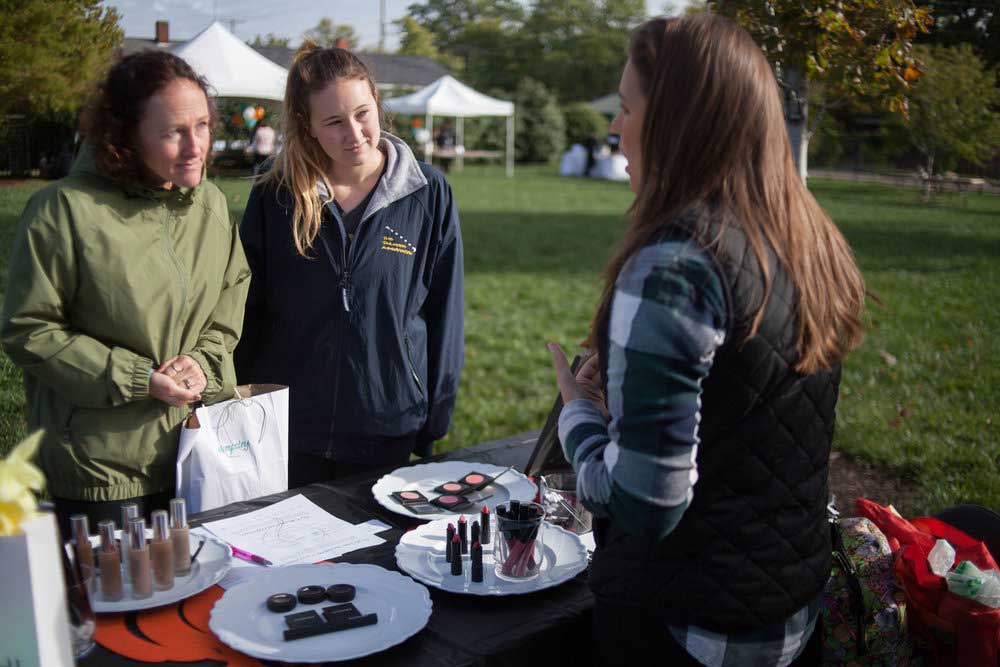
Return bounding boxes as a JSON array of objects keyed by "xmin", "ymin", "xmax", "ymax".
[
  {"xmin": 458, "ymin": 471, "xmax": 495, "ymax": 491},
  {"xmin": 433, "ymin": 481, "xmax": 472, "ymax": 495},
  {"xmin": 390, "ymin": 490, "xmax": 439, "ymax": 514},
  {"xmin": 430, "ymin": 494, "xmax": 473, "ymax": 511},
  {"xmin": 391, "ymin": 490, "xmax": 430, "ymax": 505}
]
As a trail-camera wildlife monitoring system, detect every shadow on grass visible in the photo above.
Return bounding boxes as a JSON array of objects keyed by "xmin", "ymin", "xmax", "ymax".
[
  {"xmin": 842, "ymin": 227, "xmax": 1000, "ymax": 272},
  {"xmin": 465, "ymin": 208, "xmax": 1000, "ymax": 277},
  {"xmin": 463, "ymin": 211, "xmax": 623, "ymax": 276}
]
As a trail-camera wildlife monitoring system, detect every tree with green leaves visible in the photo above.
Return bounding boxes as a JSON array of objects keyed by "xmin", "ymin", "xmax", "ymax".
[
  {"xmin": 404, "ymin": 0, "xmax": 525, "ymax": 53},
  {"xmin": 907, "ymin": 44, "xmax": 1000, "ymax": 183},
  {"xmin": 303, "ymin": 18, "xmax": 359, "ymax": 49},
  {"xmin": 0, "ymin": 0, "xmax": 122, "ymax": 120},
  {"xmin": 395, "ymin": 16, "xmax": 462, "ymax": 72},
  {"xmin": 402, "ymin": 0, "xmax": 644, "ymax": 103},
  {"xmin": 513, "ymin": 78, "xmax": 566, "ymax": 163},
  {"xmin": 250, "ymin": 33, "xmax": 290, "ymax": 48},
  {"xmin": 563, "ymin": 102, "xmax": 610, "ymax": 146},
  {"xmin": 522, "ymin": 0, "xmax": 645, "ymax": 102},
  {"xmin": 713, "ymin": 0, "xmax": 933, "ymax": 180}
]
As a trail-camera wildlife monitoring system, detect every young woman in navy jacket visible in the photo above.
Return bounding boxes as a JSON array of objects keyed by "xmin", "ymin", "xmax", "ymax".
[{"xmin": 236, "ymin": 44, "xmax": 463, "ymax": 485}]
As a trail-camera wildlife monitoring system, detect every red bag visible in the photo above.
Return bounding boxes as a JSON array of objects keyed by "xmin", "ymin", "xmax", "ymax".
[{"xmin": 857, "ymin": 499, "xmax": 1000, "ymax": 665}]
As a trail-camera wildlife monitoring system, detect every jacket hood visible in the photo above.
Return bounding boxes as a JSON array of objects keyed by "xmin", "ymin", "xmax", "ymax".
[
  {"xmin": 71, "ymin": 142, "xmax": 199, "ymax": 204},
  {"xmin": 316, "ymin": 132, "xmax": 428, "ymax": 223}
]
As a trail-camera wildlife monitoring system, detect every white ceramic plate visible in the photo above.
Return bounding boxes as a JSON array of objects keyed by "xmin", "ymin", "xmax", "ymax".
[
  {"xmin": 90, "ymin": 534, "xmax": 232, "ymax": 613},
  {"xmin": 394, "ymin": 516, "xmax": 589, "ymax": 596},
  {"xmin": 372, "ymin": 460, "xmax": 537, "ymax": 520},
  {"xmin": 209, "ymin": 563, "xmax": 431, "ymax": 663}
]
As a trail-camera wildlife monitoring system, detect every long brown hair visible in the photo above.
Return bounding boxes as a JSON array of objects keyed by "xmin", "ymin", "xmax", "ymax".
[
  {"xmin": 260, "ymin": 42, "xmax": 383, "ymax": 256},
  {"xmin": 593, "ymin": 14, "xmax": 864, "ymax": 373}
]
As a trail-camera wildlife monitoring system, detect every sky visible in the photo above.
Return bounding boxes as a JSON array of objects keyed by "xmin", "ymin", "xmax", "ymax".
[{"xmin": 102, "ymin": 0, "xmax": 689, "ymax": 51}]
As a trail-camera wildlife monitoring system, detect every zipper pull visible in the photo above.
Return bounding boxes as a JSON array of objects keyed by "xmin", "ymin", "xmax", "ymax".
[{"xmin": 341, "ymin": 271, "xmax": 351, "ymax": 312}]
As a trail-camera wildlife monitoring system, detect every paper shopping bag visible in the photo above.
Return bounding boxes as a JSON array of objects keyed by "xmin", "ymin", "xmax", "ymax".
[
  {"xmin": 176, "ymin": 384, "xmax": 289, "ymax": 513},
  {"xmin": 0, "ymin": 513, "xmax": 75, "ymax": 667}
]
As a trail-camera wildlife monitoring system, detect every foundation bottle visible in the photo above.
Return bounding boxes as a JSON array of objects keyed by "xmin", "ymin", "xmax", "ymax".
[
  {"xmin": 120, "ymin": 503, "xmax": 139, "ymax": 580},
  {"xmin": 150, "ymin": 510, "xmax": 174, "ymax": 591},
  {"xmin": 97, "ymin": 520, "xmax": 123, "ymax": 601},
  {"xmin": 128, "ymin": 517, "xmax": 152, "ymax": 599},
  {"xmin": 70, "ymin": 514, "xmax": 95, "ymax": 574},
  {"xmin": 169, "ymin": 498, "xmax": 192, "ymax": 576}
]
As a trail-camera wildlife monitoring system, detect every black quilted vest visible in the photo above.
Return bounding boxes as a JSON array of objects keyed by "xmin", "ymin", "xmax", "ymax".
[{"xmin": 590, "ymin": 207, "xmax": 838, "ymax": 632}]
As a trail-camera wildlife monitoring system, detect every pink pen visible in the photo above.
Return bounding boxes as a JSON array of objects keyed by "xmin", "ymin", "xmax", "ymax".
[{"xmin": 230, "ymin": 546, "xmax": 273, "ymax": 566}]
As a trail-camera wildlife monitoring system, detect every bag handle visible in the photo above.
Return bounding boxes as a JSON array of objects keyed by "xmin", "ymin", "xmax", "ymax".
[{"xmin": 830, "ymin": 517, "xmax": 868, "ymax": 658}]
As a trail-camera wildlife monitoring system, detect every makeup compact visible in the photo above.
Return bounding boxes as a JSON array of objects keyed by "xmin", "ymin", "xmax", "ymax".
[
  {"xmin": 390, "ymin": 490, "xmax": 439, "ymax": 514},
  {"xmin": 282, "ymin": 601, "xmax": 378, "ymax": 641},
  {"xmin": 431, "ymin": 494, "xmax": 473, "ymax": 511},
  {"xmin": 296, "ymin": 585, "xmax": 327, "ymax": 605},
  {"xmin": 326, "ymin": 584, "xmax": 355, "ymax": 602},
  {"xmin": 391, "ymin": 490, "xmax": 429, "ymax": 505},
  {"xmin": 458, "ymin": 471, "xmax": 495, "ymax": 491},
  {"xmin": 267, "ymin": 593, "xmax": 298, "ymax": 613},
  {"xmin": 433, "ymin": 481, "xmax": 471, "ymax": 495}
]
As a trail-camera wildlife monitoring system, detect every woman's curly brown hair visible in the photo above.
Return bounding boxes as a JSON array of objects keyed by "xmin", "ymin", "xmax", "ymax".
[{"xmin": 79, "ymin": 50, "xmax": 218, "ymax": 185}]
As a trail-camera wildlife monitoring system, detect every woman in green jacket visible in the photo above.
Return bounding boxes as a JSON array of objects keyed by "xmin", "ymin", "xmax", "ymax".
[{"xmin": 1, "ymin": 51, "xmax": 250, "ymax": 538}]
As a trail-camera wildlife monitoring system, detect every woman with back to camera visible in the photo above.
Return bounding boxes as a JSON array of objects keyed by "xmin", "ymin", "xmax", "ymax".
[
  {"xmin": 548, "ymin": 14, "xmax": 866, "ymax": 666},
  {"xmin": 235, "ymin": 44, "xmax": 464, "ymax": 486},
  {"xmin": 1, "ymin": 51, "xmax": 250, "ymax": 538}
]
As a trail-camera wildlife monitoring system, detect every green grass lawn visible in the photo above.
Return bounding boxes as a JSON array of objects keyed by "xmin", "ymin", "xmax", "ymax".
[{"xmin": 1, "ymin": 168, "xmax": 997, "ymax": 515}]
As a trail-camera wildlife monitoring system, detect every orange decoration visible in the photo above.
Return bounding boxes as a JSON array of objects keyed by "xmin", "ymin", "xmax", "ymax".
[{"xmin": 95, "ymin": 586, "xmax": 265, "ymax": 666}]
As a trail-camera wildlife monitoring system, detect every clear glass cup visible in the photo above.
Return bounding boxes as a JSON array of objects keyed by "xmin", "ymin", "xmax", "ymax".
[
  {"xmin": 494, "ymin": 501, "xmax": 546, "ymax": 581},
  {"xmin": 66, "ymin": 561, "xmax": 97, "ymax": 658},
  {"xmin": 540, "ymin": 473, "xmax": 593, "ymax": 534}
]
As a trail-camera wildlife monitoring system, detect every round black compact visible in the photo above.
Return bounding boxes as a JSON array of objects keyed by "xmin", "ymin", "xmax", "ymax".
[
  {"xmin": 266, "ymin": 593, "xmax": 297, "ymax": 613},
  {"xmin": 326, "ymin": 584, "xmax": 356, "ymax": 602},
  {"xmin": 296, "ymin": 585, "xmax": 328, "ymax": 604}
]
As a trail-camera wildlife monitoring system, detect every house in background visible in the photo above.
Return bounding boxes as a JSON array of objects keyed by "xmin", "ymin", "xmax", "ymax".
[{"xmin": 121, "ymin": 21, "xmax": 448, "ymax": 94}]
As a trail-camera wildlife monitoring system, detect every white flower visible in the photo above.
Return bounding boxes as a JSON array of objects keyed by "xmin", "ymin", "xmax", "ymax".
[{"xmin": 0, "ymin": 431, "xmax": 46, "ymax": 536}]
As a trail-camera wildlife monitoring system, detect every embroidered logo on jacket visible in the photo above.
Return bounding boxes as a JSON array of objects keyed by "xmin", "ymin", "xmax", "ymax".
[{"xmin": 382, "ymin": 225, "xmax": 416, "ymax": 256}]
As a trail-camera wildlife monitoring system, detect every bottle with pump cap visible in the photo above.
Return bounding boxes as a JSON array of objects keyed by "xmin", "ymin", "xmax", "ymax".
[
  {"xmin": 150, "ymin": 510, "xmax": 174, "ymax": 591},
  {"xmin": 169, "ymin": 498, "xmax": 191, "ymax": 576},
  {"xmin": 128, "ymin": 517, "xmax": 152, "ymax": 599},
  {"xmin": 97, "ymin": 520, "xmax": 123, "ymax": 601},
  {"xmin": 120, "ymin": 503, "xmax": 139, "ymax": 580},
  {"xmin": 70, "ymin": 514, "xmax": 95, "ymax": 574}
]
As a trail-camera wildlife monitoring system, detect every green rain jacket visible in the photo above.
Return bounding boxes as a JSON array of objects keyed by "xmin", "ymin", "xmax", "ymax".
[{"xmin": 1, "ymin": 147, "xmax": 251, "ymax": 500}]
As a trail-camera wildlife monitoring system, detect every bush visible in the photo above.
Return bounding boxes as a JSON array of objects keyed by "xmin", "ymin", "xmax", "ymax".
[
  {"xmin": 562, "ymin": 102, "xmax": 608, "ymax": 147},
  {"xmin": 512, "ymin": 78, "xmax": 565, "ymax": 163}
]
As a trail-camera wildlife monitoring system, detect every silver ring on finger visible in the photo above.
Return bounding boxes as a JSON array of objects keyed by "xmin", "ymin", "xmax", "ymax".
[
  {"xmin": 183, "ymin": 379, "xmax": 192, "ymax": 389},
  {"xmin": 172, "ymin": 363, "xmax": 183, "ymax": 373}
]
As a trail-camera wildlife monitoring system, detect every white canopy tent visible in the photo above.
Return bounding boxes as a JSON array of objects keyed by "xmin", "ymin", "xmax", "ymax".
[
  {"xmin": 384, "ymin": 75, "xmax": 515, "ymax": 176},
  {"xmin": 590, "ymin": 92, "xmax": 619, "ymax": 118},
  {"xmin": 172, "ymin": 22, "xmax": 288, "ymax": 101}
]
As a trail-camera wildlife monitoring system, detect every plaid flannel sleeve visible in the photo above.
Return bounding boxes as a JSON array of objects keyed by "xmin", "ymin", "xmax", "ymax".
[{"xmin": 558, "ymin": 239, "xmax": 727, "ymax": 540}]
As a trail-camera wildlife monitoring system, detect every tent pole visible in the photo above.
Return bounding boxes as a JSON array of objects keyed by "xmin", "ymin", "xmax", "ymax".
[
  {"xmin": 506, "ymin": 113, "xmax": 514, "ymax": 178},
  {"xmin": 456, "ymin": 116, "xmax": 464, "ymax": 172},
  {"xmin": 426, "ymin": 112, "xmax": 434, "ymax": 162}
]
